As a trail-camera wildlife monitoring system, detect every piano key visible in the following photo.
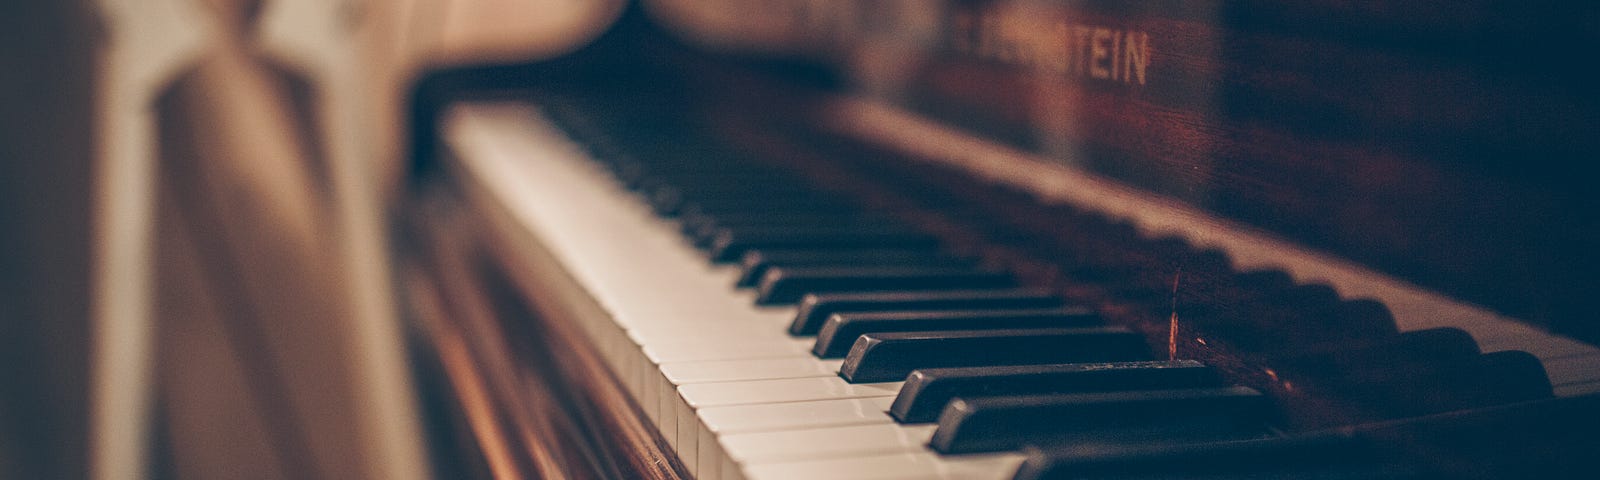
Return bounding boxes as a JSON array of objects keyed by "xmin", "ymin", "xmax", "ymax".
[
  {"xmin": 889, "ymin": 360, "xmax": 1222, "ymax": 423},
  {"xmin": 642, "ymin": 338, "xmax": 811, "ymax": 363},
  {"xmin": 683, "ymin": 211, "xmax": 871, "ymax": 239},
  {"xmin": 679, "ymin": 200, "xmax": 860, "ymax": 222},
  {"xmin": 928, "ymin": 386, "xmax": 1272, "ymax": 454},
  {"xmin": 738, "ymin": 248, "xmax": 958, "ymax": 287},
  {"xmin": 639, "ymin": 351, "xmax": 830, "ymax": 427},
  {"xmin": 812, "ymin": 308, "xmax": 1101, "ymax": 358},
  {"xmin": 755, "ymin": 266, "xmax": 1016, "ymax": 305},
  {"xmin": 675, "ymin": 379, "xmax": 902, "ymax": 476},
  {"xmin": 711, "ymin": 230, "xmax": 943, "ymax": 263},
  {"xmin": 673, "ymin": 196, "xmax": 861, "ymax": 219},
  {"xmin": 447, "ymin": 104, "xmax": 1600, "ymax": 479},
  {"xmin": 790, "ymin": 288, "xmax": 1066, "ymax": 335},
  {"xmin": 644, "ymin": 182, "xmax": 818, "ymax": 209},
  {"xmin": 633, "ymin": 171, "xmax": 800, "ymax": 194},
  {"xmin": 679, "ymin": 376, "xmax": 904, "ymax": 408},
  {"xmin": 1264, "ymin": 327, "xmax": 1481, "ymax": 377},
  {"xmin": 1332, "ymin": 393, "xmax": 1600, "ymax": 478},
  {"xmin": 838, "ymin": 327, "xmax": 1153, "ymax": 383},
  {"xmin": 721, "ymin": 423, "xmax": 939, "ymax": 465},
  {"xmin": 660, "ymin": 357, "xmax": 843, "ymax": 384},
  {"xmin": 739, "ymin": 452, "xmax": 1024, "ymax": 480},
  {"xmin": 1553, "ymin": 376, "xmax": 1600, "ymax": 397},
  {"xmin": 1479, "ymin": 329, "xmax": 1600, "ymax": 365},
  {"xmin": 641, "ymin": 170, "xmax": 793, "ymax": 187},
  {"xmin": 1011, "ymin": 433, "xmax": 1424, "ymax": 480},
  {"xmin": 646, "ymin": 181, "xmax": 818, "ymax": 201},
  {"xmin": 698, "ymin": 396, "xmax": 899, "ymax": 435},
  {"xmin": 1544, "ymin": 353, "xmax": 1600, "ymax": 386},
  {"xmin": 697, "ymin": 218, "xmax": 910, "ymax": 250},
  {"xmin": 1306, "ymin": 350, "xmax": 1554, "ymax": 422},
  {"xmin": 626, "ymin": 320, "xmax": 794, "ymax": 345}
]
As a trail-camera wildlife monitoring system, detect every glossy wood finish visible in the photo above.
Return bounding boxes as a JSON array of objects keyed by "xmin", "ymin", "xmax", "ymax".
[
  {"xmin": 403, "ymin": 188, "xmax": 689, "ymax": 480},
  {"xmin": 644, "ymin": 0, "xmax": 1600, "ymax": 347}
]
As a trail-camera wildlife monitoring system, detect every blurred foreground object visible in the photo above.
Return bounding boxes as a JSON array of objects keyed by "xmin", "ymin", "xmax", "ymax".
[{"xmin": 3, "ymin": 0, "xmax": 624, "ymax": 478}]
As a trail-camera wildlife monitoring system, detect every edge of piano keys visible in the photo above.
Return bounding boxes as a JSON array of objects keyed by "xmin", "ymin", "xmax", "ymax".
[
  {"xmin": 445, "ymin": 101, "xmax": 1041, "ymax": 479},
  {"xmin": 826, "ymin": 97, "xmax": 1600, "ymax": 394},
  {"xmin": 440, "ymin": 99, "xmax": 1600, "ymax": 480}
]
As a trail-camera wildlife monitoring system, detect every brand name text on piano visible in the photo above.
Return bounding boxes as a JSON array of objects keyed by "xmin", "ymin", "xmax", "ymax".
[{"xmin": 952, "ymin": 11, "xmax": 1151, "ymax": 86}]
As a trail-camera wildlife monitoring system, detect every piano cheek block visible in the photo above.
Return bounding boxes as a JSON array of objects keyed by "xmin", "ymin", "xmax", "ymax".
[
  {"xmin": 836, "ymin": 327, "xmax": 1154, "ymax": 384},
  {"xmin": 927, "ymin": 386, "xmax": 1272, "ymax": 454}
]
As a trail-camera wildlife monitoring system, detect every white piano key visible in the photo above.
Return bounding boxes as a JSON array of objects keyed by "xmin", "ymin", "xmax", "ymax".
[
  {"xmin": 721, "ymin": 423, "xmax": 939, "ymax": 464},
  {"xmin": 627, "ymin": 321, "xmax": 796, "ymax": 345},
  {"xmin": 638, "ymin": 341, "xmax": 826, "ymax": 421},
  {"xmin": 701, "ymin": 424, "xmax": 726, "ymax": 480},
  {"xmin": 448, "ymin": 101, "xmax": 1600, "ymax": 480},
  {"xmin": 642, "ymin": 335, "xmax": 816, "ymax": 355},
  {"xmin": 722, "ymin": 456, "xmax": 748, "ymax": 480},
  {"xmin": 672, "ymin": 379, "xmax": 902, "ymax": 473},
  {"xmin": 622, "ymin": 300, "xmax": 790, "ymax": 327},
  {"xmin": 741, "ymin": 452, "xmax": 1024, "ymax": 480},
  {"xmin": 698, "ymin": 396, "xmax": 899, "ymax": 434},
  {"xmin": 658, "ymin": 374, "xmax": 678, "ymax": 441},
  {"xmin": 679, "ymin": 377, "xmax": 904, "ymax": 408},
  {"xmin": 640, "ymin": 362, "xmax": 661, "ymax": 422},
  {"xmin": 678, "ymin": 405, "xmax": 700, "ymax": 476},
  {"xmin": 661, "ymin": 357, "xmax": 843, "ymax": 384},
  {"xmin": 644, "ymin": 339, "xmax": 811, "ymax": 364}
]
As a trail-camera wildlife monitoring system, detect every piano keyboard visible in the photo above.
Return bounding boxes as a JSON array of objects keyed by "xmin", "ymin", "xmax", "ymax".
[{"xmin": 440, "ymin": 100, "xmax": 1600, "ymax": 480}]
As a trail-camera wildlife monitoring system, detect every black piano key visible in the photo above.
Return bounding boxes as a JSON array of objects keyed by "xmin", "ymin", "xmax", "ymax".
[
  {"xmin": 648, "ymin": 188, "xmax": 821, "ymax": 216},
  {"xmin": 1334, "ymin": 299, "xmax": 1398, "ymax": 330},
  {"xmin": 681, "ymin": 210, "xmax": 858, "ymax": 235},
  {"xmin": 1232, "ymin": 269, "xmax": 1297, "ymax": 293},
  {"xmin": 754, "ymin": 266, "xmax": 1015, "ymax": 305},
  {"xmin": 737, "ymin": 248, "xmax": 953, "ymax": 287},
  {"xmin": 1266, "ymin": 327, "xmax": 1480, "ymax": 378},
  {"xmin": 630, "ymin": 171, "xmax": 780, "ymax": 192},
  {"xmin": 928, "ymin": 386, "xmax": 1272, "ymax": 454},
  {"xmin": 624, "ymin": 170, "xmax": 787, "ymax": 191},
  {"xmin": 677, "ymin": 199, "xmax": 859, "ymax": 220},
  {"xmin": 615, "ymin": 162, "xmax": 765, "ymax": 188},
  {"xmin": 789, "ymin": 288, "xmax": 1065, "ymax": 335},
  {"xmin": 704, "ymin": 224, "xmax": 925, "ymax": 252},
  {"xmin": 890, "ymin": 360, "xmax": 1222, "ymax": 423},
  {"xmin": 710, "ymin": 230, "xmax": 940, "ymax": 263},
  {"xmin": 660, "ymin": 194, "xmax": 854, "ymax": 217},
  {"xmin": 812, "ymin": 308, "xmax": 1101, "ymax": 358},
  {"xmin": 837, "ymin": 327, "xmax": 1152, "ymax": 383},
  {"xmin": 1011, "ymin": 433, "xmax": 1424, "ymax": 480},
  {"xmin": 689, "ymin": 213, "xmax": 893, "ymax": 247},
  {"xmin": 1318, "ymin": 350, "xmax": 1553, "ymax": 420},
  {"xmin": 632, "ymin": 172, "xmax": 801, "ymax": 196},
  {"xmin": 1346, "ymin": 393, "xmax": 1600, "ymax": 478},
  {"xmin": 1177, "ymin": 299, "xmax": 1401, "ymax": 354}
]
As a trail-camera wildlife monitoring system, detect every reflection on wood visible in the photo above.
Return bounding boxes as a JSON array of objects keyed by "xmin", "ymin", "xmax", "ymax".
[{"xmin": 405, "ymin": 188, "xmax": 689, "ymax": 480}]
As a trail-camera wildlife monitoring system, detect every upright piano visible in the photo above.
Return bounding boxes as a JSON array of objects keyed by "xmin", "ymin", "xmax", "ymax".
[{"xmin": 400, "ymin": 1, "xmax": 1600, "ymax": 478}]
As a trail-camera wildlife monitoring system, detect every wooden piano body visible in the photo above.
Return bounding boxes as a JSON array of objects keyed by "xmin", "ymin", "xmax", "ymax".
[{"xmin": 401, "ymin": 1, "xmax": 1600, "ymax": 478}]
